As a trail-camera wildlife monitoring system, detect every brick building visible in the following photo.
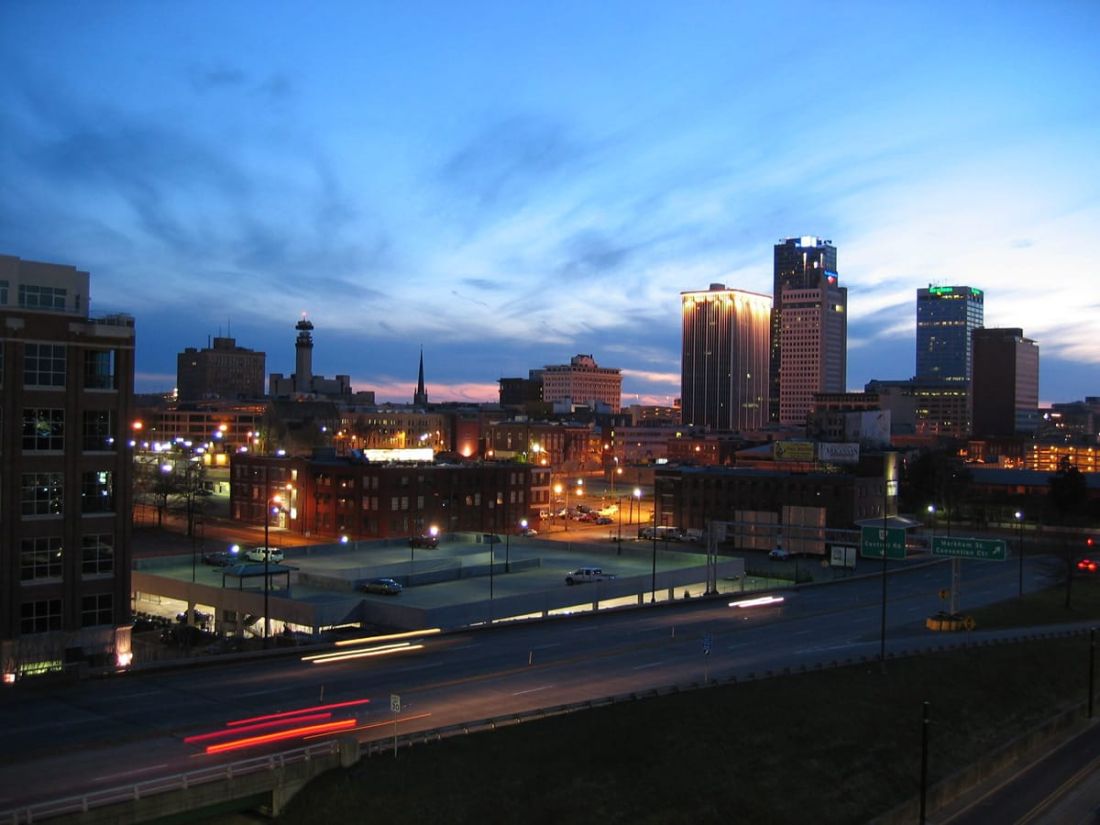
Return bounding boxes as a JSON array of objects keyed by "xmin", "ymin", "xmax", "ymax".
[{"xmin": 0, "ymin": 254, "xmax": 134, "ymax": 679}]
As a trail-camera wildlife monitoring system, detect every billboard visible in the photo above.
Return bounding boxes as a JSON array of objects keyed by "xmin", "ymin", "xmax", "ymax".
[
  {"xmin": 818, "ymin": 442, "xmax": 860, "ymax": 464},
  {"xmin": 773, "ymin": 441, "xmax": 814, "ymax": 462}
]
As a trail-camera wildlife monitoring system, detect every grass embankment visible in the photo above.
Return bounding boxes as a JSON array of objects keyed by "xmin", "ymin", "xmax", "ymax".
[
  {"xmin": 969, "ymin": 575, "xmax": 1100, "ymax": 628},
  {"xmin": 277, "ymin": 585, "xmax": 1099, "ymax": 825}
]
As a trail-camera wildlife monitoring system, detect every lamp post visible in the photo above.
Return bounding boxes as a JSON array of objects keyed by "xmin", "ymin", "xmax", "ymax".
[
  {"xmin": 263, "ymin": 474, "xmax": 272, "ymax": 645},
  {"xmin": 514, "ymin": 520, "xmax": 526, "ymax": 573},
  {"xmin": 927, "ymin": 504, "xmax": 936, "ymax": 551},
  {"xmin": 633, "ymin": 487, "xmax": 642, "ymax": 539},
  {"xmin": 616, "ymin": 496, "xmax": 624, "ymax": 554},
  {"xmin": 651, "ymin": 516, "xmax": 658, "ymax": 604},
  {"xmin": 879, "ymin": 462, "xmax": 893, "ymax": 670},
  {"xmin": 488, "ymin": 537, "xmax": 494, "ymax": 605},
  {"xmin": 1015, "ymin": 510, "xmax": 1024, "ymax": 598}
]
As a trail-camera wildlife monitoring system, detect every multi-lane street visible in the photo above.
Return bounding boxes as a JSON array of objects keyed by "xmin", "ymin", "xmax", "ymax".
[{"xmin": 0, "ymin": 554, "xmax": 1065, "ymax": 816}]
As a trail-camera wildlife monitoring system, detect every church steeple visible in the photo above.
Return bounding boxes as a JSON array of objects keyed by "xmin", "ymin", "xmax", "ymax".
[{"xmin": 413, "ymin": 346, "xmax": 428, "ymax": 406}]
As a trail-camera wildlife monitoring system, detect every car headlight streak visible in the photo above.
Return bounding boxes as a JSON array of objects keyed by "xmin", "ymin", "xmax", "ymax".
[
  {"xmin": 334, "ymin": 628, "xmax": 441, "ymax": 648},
  {"xmin": 728, "ymin": 595, "xmax": 785, "ymax": 609},
  {"xmin": 303, "ymin": 641, "xmax": 425, "ymax": 665}
]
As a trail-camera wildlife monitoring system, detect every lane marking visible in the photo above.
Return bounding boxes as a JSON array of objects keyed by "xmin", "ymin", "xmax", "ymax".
[
  {"xmin": 93, "ymin": 763, "xmax": 170, "ymax": 783},
  {"xmin": 632, "ymin": 661, "xmax": 665, "ymax": 670},
  {"xmin": 512, "ymin": 685, "xmax": 554, "ymax": 696}
]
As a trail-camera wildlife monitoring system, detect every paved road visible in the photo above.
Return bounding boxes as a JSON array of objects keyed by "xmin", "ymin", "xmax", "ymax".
[
  {"xmin": 938, "ymin": 720, "xmax": 1100, "ymax": 825},
  {"xmin": 1, "ymin": 554, "xmax": 1063, "ymax": 818}
]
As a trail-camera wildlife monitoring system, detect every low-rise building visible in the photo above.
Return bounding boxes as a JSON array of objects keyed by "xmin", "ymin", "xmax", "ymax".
[{"xmin": 230, "ymin": 452, "xmax": 551, "ymax": 540}]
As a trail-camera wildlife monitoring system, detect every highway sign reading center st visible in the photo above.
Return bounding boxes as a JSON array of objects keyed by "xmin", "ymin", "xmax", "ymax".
[
  {"xmin": 932, "ymin": 536, "xmax": 1006, "ymax": 561},
  {"xmin": 860, "ymin": 526, "xmax": 906, "ymax": 560}
]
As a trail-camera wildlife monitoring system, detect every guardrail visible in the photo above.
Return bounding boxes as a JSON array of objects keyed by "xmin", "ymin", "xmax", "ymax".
[
  {"xmin": 7, "ymin": 624, "xmax": 1095, "ymax": 824},
  {"xmin": 0, "ymin": 740, "xmax": 341, "ymax": 825}
]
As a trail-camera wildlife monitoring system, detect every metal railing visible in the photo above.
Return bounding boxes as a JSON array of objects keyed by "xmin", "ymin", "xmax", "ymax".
[{"xmin": 0, "ymin": 740, "xmax": 341, "ymax": 825}]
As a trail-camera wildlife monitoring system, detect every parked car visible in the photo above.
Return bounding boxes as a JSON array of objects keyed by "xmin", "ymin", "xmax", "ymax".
[
  {"xmin": 246, "ymin": 546, "xmax": 284, "ymax": 563},
  {"xmin": 410, "ymin": 533, "xmax": 439, "ymax": 549},
  {"xmin": 202, "ymin": 550, "xmax": 235, "ymax": 567},
  {"xmin": 361, "ymin": 577, "xmax": 403, "ymax": 595},
  {"xmin": 769, "ymin": 548, "xmax": 791, "ymax": 560},
  {"xmin": 520, "ymin": 527, "xmax": 538, "ymax": 537},
  {"xmin": 176, "ymin": 610, "xmax": 212, "ymax": 626},
  {"xmin": 565, "ymin": 567, "xmax": 615, "ymax": 585},
  {"xmin": 595, "ymin": 516, "xmax": 613, "ymax": 525}
]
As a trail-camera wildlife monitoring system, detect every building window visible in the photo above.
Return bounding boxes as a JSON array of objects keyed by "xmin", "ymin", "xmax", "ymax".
[
  {"xmin": 23, "ymin": 343, "xmax": 66, "ymax": 387},
  {"xmin": 20, "ymin": 537, "xmax": 63, "ymax": 581},
  {"xmin": 81, "ymin": 593, "xmax": 113, "ymax": 627},
  {"xmin": 81, "ymin": 470, "xmax": 114, "ymax": 513},
  {"xmin": 22, "ymin": 408, "xmax": 65, "ymax": 451},
  {"xmin": 84, "ymin": 349, "xmax": 115, "ymax": 390},
  {"xmin": 18, "ymin": 284, "xmax": 67, "ymax": 310},
  {"xmin": 21, "ymin": 599, "xmax": 62, "ymax": 634},
  {"xmin": 82, "ymin": 534, "xmax": 114, "ymax": 575},
  {"xmin": 82, "ymin": 410, "xmax": 116, "ymax": 451},
  {"xmin": 21, "ymin": 473, "xmax": 63, "ymax": 516},
  {"xmin": 0, "ymin": 279, "xmax": 7, "ymax": 304}
]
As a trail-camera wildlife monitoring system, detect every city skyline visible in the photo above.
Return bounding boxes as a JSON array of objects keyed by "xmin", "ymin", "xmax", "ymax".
[{"xmin": 2, "ymin": 3, "xmax": 1098, "ymax": 405}]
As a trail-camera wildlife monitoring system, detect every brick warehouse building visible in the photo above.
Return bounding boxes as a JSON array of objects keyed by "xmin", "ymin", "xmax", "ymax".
[
  {"xmin": 230, "ymin": 451, "xmax": 552, "ymax": 541},
  {"xmin": 0, "ymin": 255, "xmax": 135, "ymax": 679},
  {"xmin": 653, "ymin": 458, "xmax": 894, "ymax": 555}
]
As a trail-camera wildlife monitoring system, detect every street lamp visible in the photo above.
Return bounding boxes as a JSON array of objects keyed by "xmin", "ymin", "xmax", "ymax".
[
  {"xmin": 616, "ymin": 495, "xmax": 624, "ymax": 554},
  {"xmin": 651, "ymin": 513, "xmax": 661, "ymax": 603},
  {"xmin": 1015, "ymin": 510, "xmax": 1024, "ymax": 598},
  {"xmin": 927, "ymin": 504, "xmax": 936, "ymax": 551},
  {"xmin": 633, "ymin": 487, "xmax": 642, "ymax": 539},
  {"xmin": 553, "ymin": 483, "xmax": 566, "ymax": 532},
  {"xmin": 262, "ymin": 490, "xmax": 278, "ymax": 645}
]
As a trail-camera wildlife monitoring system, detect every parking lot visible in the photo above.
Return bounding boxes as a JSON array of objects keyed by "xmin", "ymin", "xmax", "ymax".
[{"xmin": 132, "ymin": 530, "xmax": 745, "ymax": 637}]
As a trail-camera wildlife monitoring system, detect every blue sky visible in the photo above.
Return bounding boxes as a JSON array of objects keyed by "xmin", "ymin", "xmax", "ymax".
[{"xmin": 2, "ymin": 2, "xmax": 1098, "ymax": 404}]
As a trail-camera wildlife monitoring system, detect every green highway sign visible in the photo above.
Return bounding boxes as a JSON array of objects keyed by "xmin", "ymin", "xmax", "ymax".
[
  {"xmin": 860, "ymin": 526, "xmax": 906, "ymax": 560},
  {"xmin": 932, "ymin": 536, "xmax": 1007, "ymax": 561}
]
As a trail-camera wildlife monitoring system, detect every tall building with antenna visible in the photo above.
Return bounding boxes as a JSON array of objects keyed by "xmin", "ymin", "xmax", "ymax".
[
  {"xmin": 771, "ymin": 237, "xmax": 847, "ymax": 425},
  {"xmin": 176, "ymin": 335, "xmax": 265, "ymax": 401}
]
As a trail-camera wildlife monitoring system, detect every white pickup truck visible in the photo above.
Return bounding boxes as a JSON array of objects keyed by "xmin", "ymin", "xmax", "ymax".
[{"xmin": 565, "ymin": 567, "xmax": 615, "ymax": 585}]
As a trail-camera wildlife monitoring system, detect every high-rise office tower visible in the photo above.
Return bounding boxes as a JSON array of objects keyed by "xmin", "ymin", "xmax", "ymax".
[
  {"xmin": 541, "ymin": 354, "xmax": 622, "ymax": 413},
  {"xmin": 680, "ymin": 284, "xmax": 771, "ymax": 431},
  {"xmin": 177, "ymin": 336, "xmax": 265, "ymax": 401},
  {"xmin": 972, "ymin": 328, "xmax": 1040, "ymax": 437},
  {"xmin": 916, "ymin": 286, "xmax": 984, "ymax": 383},
  {"xmin": 913, "ymin": 285, "xmax": 984, "ymax": 439},
  {"xmin": 0, "ymin": 254, "xmax": 135, "ymax": 679},
  {"xmin": 770, "ymin": 237, "xmax": 843, "ymax": 422}
]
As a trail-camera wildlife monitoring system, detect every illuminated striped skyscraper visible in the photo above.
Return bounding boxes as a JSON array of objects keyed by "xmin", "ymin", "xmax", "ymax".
[{"xmin": 680, "ymin": 284, "xmax": 771, "ymax": 432}]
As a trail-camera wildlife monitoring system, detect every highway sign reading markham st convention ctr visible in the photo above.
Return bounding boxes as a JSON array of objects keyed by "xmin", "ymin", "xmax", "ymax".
[
  {"xmin": 860, "ymin": 526, "xmax": 906, "ymax": 560},
  {"xmin": 932, "ymin": 536, "xmax": 1007, "ymax": 561}
]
